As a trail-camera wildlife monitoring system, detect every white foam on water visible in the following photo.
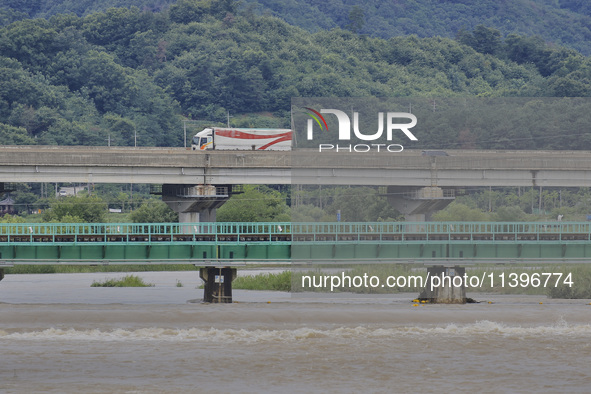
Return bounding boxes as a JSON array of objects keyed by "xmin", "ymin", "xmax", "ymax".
[{"xmin": 2, "ymin": 318, "xmax": 590, "ymax": 342}]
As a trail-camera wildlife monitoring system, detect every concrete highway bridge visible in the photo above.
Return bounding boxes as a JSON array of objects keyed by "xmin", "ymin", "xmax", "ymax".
[
  {"xmin": 0, "ymin": 146, "xmax": 590, "ymax": 187},
  {"xmin": 1, "ymin": 145, "xmax": 590, "ymax": 222}
]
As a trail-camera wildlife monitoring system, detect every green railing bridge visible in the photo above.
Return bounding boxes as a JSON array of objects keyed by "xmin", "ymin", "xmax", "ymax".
[{"xmin": 1, "ymin": 221, "xmax": 591, "ymax": 265}]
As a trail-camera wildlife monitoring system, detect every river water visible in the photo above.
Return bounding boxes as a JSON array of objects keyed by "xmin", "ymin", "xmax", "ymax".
[{"xmin": 1, "ymin": 272, "xmax": 590, "ymax": 393}]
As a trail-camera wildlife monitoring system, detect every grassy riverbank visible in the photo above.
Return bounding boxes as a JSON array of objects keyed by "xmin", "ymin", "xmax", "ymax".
[
  {"xmin": 235, "ymin": 264, "xmax": 591, "ymax": 299},
  {"xmin": 233, "ymin": 271, "xmax": 291, "ymax": 291}
]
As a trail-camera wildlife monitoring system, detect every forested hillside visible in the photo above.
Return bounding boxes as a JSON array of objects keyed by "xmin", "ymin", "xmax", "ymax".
[
  {"xmin": 1, "ymin": 0, "xmax": 591, "ymax": 149},
  {"xmin": 3, "ymin": 0, "xmax": 591, "ymax": 54},
  {"xmin": 244, "ymin": 0, "xmax": 591, "ymax": 55},
  {"xmin": 0, "ymin": 0, "xmax": 174, "ymax": 21}
]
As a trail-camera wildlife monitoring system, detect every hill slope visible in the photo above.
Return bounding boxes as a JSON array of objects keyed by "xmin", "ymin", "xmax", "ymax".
[
  {"xmin": 4, "ymin": 0, "xmax": 591, "ymax": 54},
  {"xmin": 244, "ymin": 0, "xmax": 591, "ymax": 55},
  {"xmin": 0, "ymin": 0, "xmax": 590, "ymax": 150}
]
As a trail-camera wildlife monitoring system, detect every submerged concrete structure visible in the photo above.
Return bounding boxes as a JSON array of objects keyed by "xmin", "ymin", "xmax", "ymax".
[
  {"xmin": 418, "ymin": 266, "xmax": 467, "ymax": 304},
  {"xmin": 200, "ymin": 267, "xmax": 237, "ymax": 303}
]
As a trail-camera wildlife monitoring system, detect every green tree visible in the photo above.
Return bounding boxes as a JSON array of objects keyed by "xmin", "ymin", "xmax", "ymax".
[
  {"xmin": 0, "ymin": 123, "xmax": 35, "ymax": 144},
  {"xmin": 432, "ymin": 202, "xmax": 489, "ymax": 221},
  {"xmin": 0, "ymin": 214, "xmax": 26, "ymax": 223},
  {"xmin": 169, "ymin": 0, "xmax": 237, "ymax": 24},
  {"xmin": 291, "ymin": 204, "xmax": 326, "ymax": 222},
  {"xmin": 314, "ymin": 187, "xmax": 399, "ymax": 222},
  {"xmin": 458, "ymin": 25, "xmax": 502, "ymax": 55},
  {"xmin": 113, "ymin": 191, "xmax": 131, "ymax": 212},
  {"xmin": 130, "ymin": 199, "xmax": 178, "ymax": 223},
  {"xmin": 43, "ymin": 195, "xmax": 107, "ymax": 223},
  {"xmin": 345, "ymin": 6, "xmax": 365, "ymax": 34},
  {"xmin": 492, "ymin": 206, "xmax": 527, "ymax": 222},
  {"xmin": 217, "ymin": 185, "xmax": 290, "ymax": 222},
  {"xmin": 12, "ymin": 191, "xmax": 38, "ymax": 215}
]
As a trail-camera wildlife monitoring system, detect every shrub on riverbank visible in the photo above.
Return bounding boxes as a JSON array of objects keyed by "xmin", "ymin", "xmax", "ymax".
[
  {"xmin": 233, "ymin": 271, "xmax": 291, "ymax": 291},
  {"xmin": 91, "ymin": 274, "xmax": 154, "ymax": 287},
  {"xmin": 547, "ymin": 266, "xmax": 591, "ymax": 299}
]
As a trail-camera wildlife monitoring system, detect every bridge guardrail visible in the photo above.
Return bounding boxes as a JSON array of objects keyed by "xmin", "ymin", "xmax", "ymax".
[{"xmin": 0, "ymin": 221, "xmax": 589, "ymax": 241}]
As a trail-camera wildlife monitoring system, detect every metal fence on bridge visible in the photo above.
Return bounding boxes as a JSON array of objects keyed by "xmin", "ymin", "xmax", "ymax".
[{"xmin": 0, "ymin": 221, "xmax": 590, "ymax": 263}]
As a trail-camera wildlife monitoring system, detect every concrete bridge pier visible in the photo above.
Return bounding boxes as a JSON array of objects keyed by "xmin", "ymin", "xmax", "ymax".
[
  {"xmin": 161, "ymin": 184, "xmax": 230, "ymax": 227},
  {"xmin": 418, "ymin": 266, "xmax": 467, "ymax": 304},
  {"xmin": 387, "ymin": 186, "xmax": 455, "ymax": 221},
  {"xmin": 200, "ymin": 267, "xmax": 237, "ymax": 303},
  {"xmin": 388, "ymin": 188, "xmax": 463, "ymax": 302}
]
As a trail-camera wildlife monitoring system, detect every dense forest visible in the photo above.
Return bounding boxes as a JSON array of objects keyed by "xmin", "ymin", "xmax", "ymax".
[
  {"xmin": 245, "ymin": 0, "xmax": 591, "ymax": 55},
  {"xmin": 0, "ymin": 0, "xmax": 174, "ymax": 21},
  {"xmin": 3, "ymin": 0, "xmax": 591, "ymax": 54},
  {"xmin": 1, "ymin": 0, "xmax": 591, "ymax": 149}
]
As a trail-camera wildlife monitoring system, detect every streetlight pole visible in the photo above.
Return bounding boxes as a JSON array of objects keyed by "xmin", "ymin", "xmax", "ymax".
[{"xmin": 183, "ymin": 119, "xmax": 203, "ymax": 148}]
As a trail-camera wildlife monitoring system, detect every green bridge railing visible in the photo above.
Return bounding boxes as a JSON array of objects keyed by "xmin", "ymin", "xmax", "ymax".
[
  {"xmin": 0, "ymin": 221, "xmax": 590, "ymax": 263},
  {"xmin": 0, "ymin": 221, "xmax": 590, "ymax": 240}
]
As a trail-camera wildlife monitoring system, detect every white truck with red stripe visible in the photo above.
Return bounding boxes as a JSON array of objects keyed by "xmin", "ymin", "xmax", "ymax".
[{"xmin": 192, "ymin": 127, "xmax": 292, "ymax": 151}]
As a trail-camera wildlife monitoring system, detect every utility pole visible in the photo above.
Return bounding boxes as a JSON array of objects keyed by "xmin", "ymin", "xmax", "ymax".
[{"xmin": 183, "ymin": 119, "xmax": 202, "ymax": 148}]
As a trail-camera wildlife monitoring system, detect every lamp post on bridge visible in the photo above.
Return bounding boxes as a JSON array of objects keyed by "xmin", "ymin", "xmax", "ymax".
[{"xmin": 183, "ymin": 119, "xmax": 201, "ymax": 148}]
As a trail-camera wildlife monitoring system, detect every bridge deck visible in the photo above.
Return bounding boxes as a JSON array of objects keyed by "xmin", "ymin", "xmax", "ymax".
[{"xmin": 2, "ymin": 146, "xmax": 591, "ymax": 186}]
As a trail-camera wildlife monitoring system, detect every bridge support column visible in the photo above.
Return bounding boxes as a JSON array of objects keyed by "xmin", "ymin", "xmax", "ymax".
[
  {"xmin": 162, "ymin": 184, "xmax": 230, "ymax": 227},
  {"xmin": 200, "ymin": 267, "xmax": 237, "ymax": 303},
  {"xmin": 387, "ymin": 186, "xmax": 455, "ymax": 221},
  {"xmin": 418, "ymin": 265, "xmax": 466, "ymax": 304}
]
